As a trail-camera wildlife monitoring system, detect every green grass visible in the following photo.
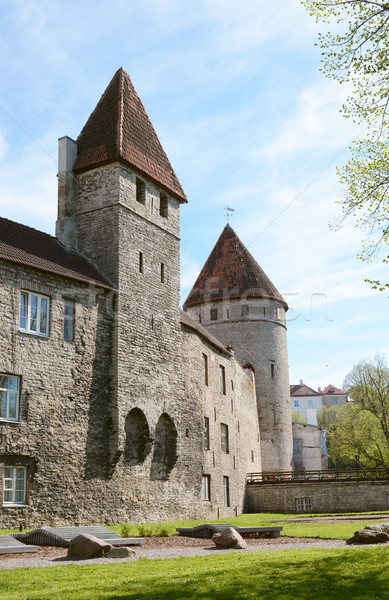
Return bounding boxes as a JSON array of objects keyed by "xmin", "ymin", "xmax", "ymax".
[
  {"xmin": 0, "ymin": 547, "xmax": 387, "ymax": 599},
  {"xmin": 104, "ymin": 511, "xmax": 389, "ymax": 540},
  {"xmin": 2, "ymin": 511, "xmax": 388, "ymax": 540}
]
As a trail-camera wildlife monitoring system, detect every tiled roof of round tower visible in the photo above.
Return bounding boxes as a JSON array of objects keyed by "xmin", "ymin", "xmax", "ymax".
[
  {"xmin": 73, "ymin": 67, "xmax": 187, "ymax": 202},
  {"xmin": 184, "ymin": 225, "xmax": 288, "ymax": 309}
]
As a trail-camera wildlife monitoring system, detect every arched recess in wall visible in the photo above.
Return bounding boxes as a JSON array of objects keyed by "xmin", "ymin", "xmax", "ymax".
[
  {"xmin": 150, "ymin": 413, "xmax": 178, "ymax": 480},
  {"xmin": 124, "ymin": 408, "xmax": 152, "ymax": 466}
]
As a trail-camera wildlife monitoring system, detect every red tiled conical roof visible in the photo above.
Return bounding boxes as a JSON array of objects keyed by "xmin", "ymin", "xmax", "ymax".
[
  {"xmin": 73, "ymin": 68, "xmax": 187, "ymax": 202},
  {"xmin": 184, "ymin": 225, "xmax": 287, "ymax": 309}
]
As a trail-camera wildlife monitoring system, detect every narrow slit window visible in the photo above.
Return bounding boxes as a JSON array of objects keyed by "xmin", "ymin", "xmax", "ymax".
[
  {"xmin": 221, "ymin": 423, "xmax": 229, "ymax": 453},
  {"xmin": 139, "ymin": 252, "xmax": 144, "ymax": 273},
  {"xmin": 160, "ymin": 263, "xmax": 165, "ymax": 283},
  {"xmin": 219, "ymin": 365, "xmax": 226, "ymax": 395},
  {"xmin": 223, "ymin": 476, "xmax": 230, "ymax": 507},
  {"xmin": 204, "ymin": 417, "xmax": 210, "ymax": 450},
  {"xmin": 271, "ymin": 363, "xmax": 275, "ymax": 379},
  {"xmin": 201, "ymin": 475, "xmax": 211, "ymax": 501},
  {"xmin": 203, "ymin": 354, "xmax": 208, "ymax": 386},
  {"xmin": 64, "ymin": 301, "xmax": 75, "ymax": 342},
  {"xmin": 159, "ymin": 193, "xmax": 168, "ymax": 218},
  {"xmin": 136, "ymin": 178, "xmax": 145, "ymax": 204}
]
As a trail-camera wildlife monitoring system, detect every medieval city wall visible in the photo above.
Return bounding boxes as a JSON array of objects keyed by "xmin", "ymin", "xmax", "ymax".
[
  {"xmin": 246, "ymin": 480, "xmax": 389, "ymax": 513},
  {"xmin": 187, "ymin": 297, "xmax": 293, "ymax": 473}
]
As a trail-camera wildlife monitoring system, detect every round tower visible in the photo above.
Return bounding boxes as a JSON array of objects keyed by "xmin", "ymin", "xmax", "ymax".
[{"xmin": 184, "ymin": 225, "xmax": 293, "ymax": 473}]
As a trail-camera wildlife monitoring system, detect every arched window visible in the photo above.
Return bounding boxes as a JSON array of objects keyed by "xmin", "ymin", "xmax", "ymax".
[
  {"xmin": 150, "ymin": 413, "xmax": 178, "ymax": 480},
  {"xmin": 124, "ymin": 408, "xmax": 152, "ymax": 466}
]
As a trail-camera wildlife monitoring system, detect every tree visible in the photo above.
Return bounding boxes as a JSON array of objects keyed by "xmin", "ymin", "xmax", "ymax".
[
  {"xmin": 320, "ymin": 354, "xmax": 389, "ymax": 467},
  {"xmin": 291, "ymin": 411, "xmax": 308, "ymax": 424},
  {"xmin": 304, "ymin": 1, "xmax": 389, "ymax": 289}
]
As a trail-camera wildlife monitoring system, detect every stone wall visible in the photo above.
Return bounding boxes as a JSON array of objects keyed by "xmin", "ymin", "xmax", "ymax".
[
  {"xmin": 246, "ymin": 480, "xmax": 389, "ymax": 513},
  {"xmin": 187, "ymin": 297, "xmax": 293, "ymax": 473},
  {"xmin": 292, "ymin": 423, "xmax": 326, "ymax": 471}
]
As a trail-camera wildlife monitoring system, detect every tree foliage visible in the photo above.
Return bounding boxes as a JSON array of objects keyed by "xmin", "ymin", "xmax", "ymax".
[
  {"xmin": 304, "ymin": 1, "xmax": 389, "ymax": 289},
  {"xmin": 321, "ymin": 354, "xmax": 389, "ymax": 467},
  {"xmin": 292, "ymin": 411, "xmax": 308, "ymax": 424}
]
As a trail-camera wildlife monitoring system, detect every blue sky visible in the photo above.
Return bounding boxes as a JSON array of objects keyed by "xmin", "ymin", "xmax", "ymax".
[{"xmin": 0, "ymin": 0, "xmax": 388, "ymax": 390}]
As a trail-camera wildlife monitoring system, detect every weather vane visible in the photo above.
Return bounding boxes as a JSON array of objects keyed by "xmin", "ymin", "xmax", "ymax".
[{"xmin": 225, "ymin": 206, "xmax": 234, "ymax": 225}]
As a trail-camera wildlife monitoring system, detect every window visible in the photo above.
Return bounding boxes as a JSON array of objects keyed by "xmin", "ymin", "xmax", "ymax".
[
  {"xmin": 139, "ymin": 252, "xmax": 144, "ymax": 273},
  {"xmin": 332, "ymin": 397, "xmax": 338, "ymax": 405},
  {"xmin": 210, "ymin": 308, "xmax": 218, "ymax": 321},
  {"xmin": 223, "ymin": 476, "xmax": 230, "ymax": 507},
  {"xmin": 219, "ymin": 365, "xmax": 226, "ymax": 395},
  {"xmin": 203, "ymin": 354, "xmax": 208, "ymax": 386},
  {"xmin": 3, "ymin": 466, "xmax": 27, "ymax": 505},
  {"xmin": 0, "ymin": 375, "xmax": 20, "ymax": 422},
  {"xmin": 295, "ymin": 498, "xmax": 312, "ymax": 512},
  {"xmin": 20, "ymin": 291, "xmax": 49, "ymax": 336},
  {"xmin": 160, "ymin": 263, "xmax": 165, "ymax": 283},
  {"xmin": 308, "ymin": 398, "xmax": 313, "ymax": 408},
  {"xmin": 201, "ymin": 475, "xmax": 211, "ymax": 501},
  {"xmin": 221, "ymin": 423, "xmax": 229, "ymax": 453},
  {"xmin": 241, "ymin": 304, "xmax": 249, "ymax": 317},
  {"xmin": 294, "ymin": 400, "xmax": 299, "ymax": 408},
  {"xmin": 293, "ymin": 440, "xmax": 301, "ymax": 454},
  {"xmin": 251, "ymin": 450, "xmax": 254, "ymax": 462},
  {"xmin": 63, "ymin": 301, "xmax": 74, "ymax": 342},
  {"xmin": 271, "ymin": 363, "xmax": 275, "ymax": 379},
  {"xmin": 226, "ymin": 309, "xmax": 230, "ymax": 319},
  {"xmin": 159, "ymin": 193, "xmax": 168, "ymax": 218},
  {"xmin": 204, "ymin": 417, "xmax": 210, "ymax": 450},
  {"xmin": 136, "ymin": 178, "xmax": 145, "ymax": 204}
]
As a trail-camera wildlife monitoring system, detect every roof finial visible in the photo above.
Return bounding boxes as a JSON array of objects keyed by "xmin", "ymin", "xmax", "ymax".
[{"xmin": 225, "ymin": 206, "xmax": 234, "ymax": 225}]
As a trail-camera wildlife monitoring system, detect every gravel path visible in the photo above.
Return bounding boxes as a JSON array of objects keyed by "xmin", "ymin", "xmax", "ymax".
[{"xmin": 0, "ymin": 536, "xmax": 375, "ymax": 570}]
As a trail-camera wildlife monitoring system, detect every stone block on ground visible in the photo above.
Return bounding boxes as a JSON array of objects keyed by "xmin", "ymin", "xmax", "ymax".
[
  {"xmin": 346, "ymin": 524, "xmax": 389, "ymax": 545},
  {"xmin": 106, "ymin": 547, "xmax": 136, "ymax": 558},
  {"xmin": 67, "ymin": 533, "xmax": 112, "ymax": 559},
  {"xmin": 212, "ymin": 527, "xmax": 248, "ymax": 549}
]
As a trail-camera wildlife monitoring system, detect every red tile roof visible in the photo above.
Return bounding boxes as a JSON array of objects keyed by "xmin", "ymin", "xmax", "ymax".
[
  {"xmin": 322, "ymin": 384, "xmax": 347, "ymax": 395},
  {"xmin": 290, "ymin": 384, "xmax": 320, "ymax": 396},
  {"xmin": 0, "ymin": 217, "xmax": 114, "ymax": 290},
  {"xmin": 73, "ymin": 68, "xmax": 187, "ymax": 203},
  {"xmin": 184, "ymin": 225, "xmax": 287, "ymax": 309}
]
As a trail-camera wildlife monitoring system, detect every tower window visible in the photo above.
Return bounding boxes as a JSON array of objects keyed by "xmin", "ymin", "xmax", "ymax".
[
  {"xmin": 271, "ymin": 363, "xmax": 275, "ymax": 379},
  {"xmin": 219, "ymin": 365, "xmax": 226, "ymax": 395},
  {"xmin": 201, "ymin": 475, "xmax": 211, "ymax": 501},
  {"xmin": 203, "ymin": 354, "xmax": 208, "ymax": 386},
  {"xmin": 221, "ymin": 423, "xmax": 229, "ymax": 453},
  {"xmin": 159, "ymin": 193, "xmax": 168, "ymax": 218},
  {"xmin": 210, "ymin": 308, "xmax": 218, "ymax": 321},
  {"xmin": 223, "ymin": 476, "xmax": 230, "ymax": 506},
  {"xmin": 204, "ymin": 417, "xmax": 210, "ymax": 450},
  {"xmin": 160, "ymin": 263, "xmax": 165, "ymax": 283},
  {"xmin": 139, "ymin": 252, "xmax": 144, "ymax": 273},
  {"xmin": 241, "ymin": 304, "xmax": 249, "ymax": 317},
  {"xmin": 136, "ymin": 178, "xmax": 145, "ymax": 205}
]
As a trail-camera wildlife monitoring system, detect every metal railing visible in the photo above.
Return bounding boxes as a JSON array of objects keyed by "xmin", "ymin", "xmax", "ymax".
[{"xmin": 246, "ymin": 467, "xmax": 389, "ymax": 484}]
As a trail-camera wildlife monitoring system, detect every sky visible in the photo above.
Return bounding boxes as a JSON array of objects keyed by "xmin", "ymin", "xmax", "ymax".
[{"xmin": 0, "ymin": 0, "xmax": 388, "ymax": 390}]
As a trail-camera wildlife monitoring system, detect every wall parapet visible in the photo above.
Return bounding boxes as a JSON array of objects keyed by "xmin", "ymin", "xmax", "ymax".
[{"xmin": 247, "ymin": 467, "xmax": 389, "ymax": 484}]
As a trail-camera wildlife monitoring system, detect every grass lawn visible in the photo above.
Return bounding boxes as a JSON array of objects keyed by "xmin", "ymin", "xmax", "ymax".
[
  {"xmin": 0, "ymin": 547, "xmax": 387, "ymax": 599},
  {"xmin": 1, "ymin": 511, "xmax": 388, "ymax": 540},
  {"xmin": 106, "ymin": 511, "xmax": 389, "ymax": 541}
]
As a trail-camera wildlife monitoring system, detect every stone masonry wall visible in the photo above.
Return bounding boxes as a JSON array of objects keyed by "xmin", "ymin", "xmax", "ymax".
[
  {"xmin": 246, "ymin": 480, "xmax": 389, "ymax": 513},
  {"xmin": 187, "ymin": 297, "xmax": 293, "ymax": 473},
  {"xmin": 0, "ymin": 260, "xmax": 114, "ymax": 528}
]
